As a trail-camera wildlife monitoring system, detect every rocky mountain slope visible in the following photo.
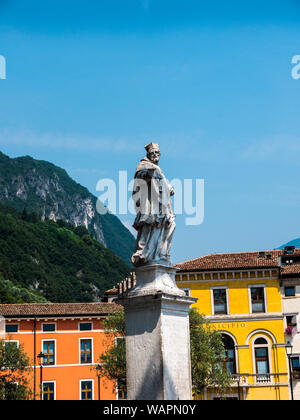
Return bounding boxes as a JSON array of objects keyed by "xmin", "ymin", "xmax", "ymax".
[{"xmin": 0, "ymin": 152, "xmax": 134, "ymax": 265}]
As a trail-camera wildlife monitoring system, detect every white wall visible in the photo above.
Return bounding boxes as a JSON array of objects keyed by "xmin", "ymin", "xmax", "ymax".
[{"xmin": 281, "ymin": 285, "xmax": 300, "ymax": 400}]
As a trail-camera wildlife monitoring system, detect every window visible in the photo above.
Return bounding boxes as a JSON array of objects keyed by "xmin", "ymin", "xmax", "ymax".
[
  {"xmin": 291, "ymin": 357, "xmax": 300, "ymax": 370},
  {"xmin": 4, "ymin": 340, "xmax": 19, "ymax": 349},
  {"xmin": 286, "ymin": 315, "xmax": 297, "ymax": 334},
  {"xmin": 213, "ymin": 288, "xmax": 227, "ymax": 314},
  {"xmin": 42, "ymin": 323, "xmax": 56, "ymax": 332},
  {"xmin": 255, "ymin": 346, "xmax": 269, "ymax": 373},
  {"xmin": 117, "ymin": 386, "xmax": 127, "ymax": 400},
  {"xmin": 291, "ymin": 356, "xmax": 300, "ymax": 380},
  {"xmin": 285, "ymin": 286, "xmax": 295, "ymax": 297},
  {"xmin": 81, "ymin": 380, "xmax": 93, "ymax": 400},
  {"xmin": 43, "ymin": 341, "xmax": 55, "ymax": 366},
  {"xmin": 222, "ymin": 334, "xmax": 236, "ymax": 374},
  {"xmin": 250, "ymin": 287, "xmax": 265, "ymax": 313},
  {"xmin": 5, "ymin": 324, "xmax": 18, "ymax": 333},
  {"xmin": 254, "ymin": 337, "xmax": 270, "ymax": 382},
  {"xmin": 255, "ymin": 337, "xmax": 268, "ymax": 345},
  {"xmin": 80, "ymin": 339, "xmax": 92, "ymax": 364},
  {"xmin": 43, "ymin": 382, "xmax": 55, "ymax": 400},
  {"xmin": 117, "ymin": 377, "xmax": 127, "ymax": 400},
  {"xmin": 115, "ymin": 336, "xmax": 124, "ymax": 346},
  {"xmin": 286, "ymin": 315, "xmax": 297, "ymax": 328},
  {"xmin": 79, "ymin": 322, "xmax": 92, "ymax": 331}
]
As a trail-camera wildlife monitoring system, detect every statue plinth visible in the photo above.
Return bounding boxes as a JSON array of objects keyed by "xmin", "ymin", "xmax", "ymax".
[
  {"xmin": 128, "ymin": 264, "xmax": 184, "ymax": 297},
  {"xmin": 118, "ymin": 264, "xmax": 197, "ymax": 400}
]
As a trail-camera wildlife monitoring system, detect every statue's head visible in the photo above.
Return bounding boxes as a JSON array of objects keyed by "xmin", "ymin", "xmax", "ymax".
[{"xmin": 145, "ymin": 142, "xmax": 160, "ymax": 164}]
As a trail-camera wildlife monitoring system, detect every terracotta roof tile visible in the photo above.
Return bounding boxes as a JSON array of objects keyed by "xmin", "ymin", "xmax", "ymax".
[
  {"xmin": 0, "ymin": 302, "xmax": 122, "ymax": 318},
  {"xmin": 176, "ymin": 248, "xmax": 300, "ymax": 278},
  {"xmin": 175, "ymin": 250, "xmax": 283, "ymax": 271},
  {"xmin": 104, "ymin": 288, "xmax": 118, "ymax": 295},
  {"xmin": 280, "ymin": 264, "xmax": 300, "ymax": 276}
]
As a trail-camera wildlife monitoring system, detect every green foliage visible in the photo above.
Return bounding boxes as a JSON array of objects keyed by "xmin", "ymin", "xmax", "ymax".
[
  {"xmin": 0, "ymin": 340, "xmax": 32, "ymax": 400},
  {"xmin": 94, "ymin": 310, "xmax": 126, "ymax": 390},
  {"xmin": 99, "ymin": 212, "xmax": 135, "ymax": 267},
  {"xmin": 0, "ymin": 274, "xmax": 47, "ymax": 303},
  {"xmin": 0, "ymin": 204, "xmax": 130, "ymax": 303},
  {"xmin": 95, "ymin": 308, "xmax": 233, "ymax": 397},
  {"xmin": 189, "ymin": 308, "xmax": 233, "ymax": 397},
  {"xmin": 96, "ymin": 339, "xmax": 126, "ymax": 390},
  {"xmin": 102, "ymin": 309, "xmax": 126, "ymax": 336}
]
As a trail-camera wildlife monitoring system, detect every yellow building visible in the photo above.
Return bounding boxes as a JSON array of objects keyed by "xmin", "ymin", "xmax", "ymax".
[{"xmin": 176, "ymin": 249, "xmax": 292, "ymax": 400}]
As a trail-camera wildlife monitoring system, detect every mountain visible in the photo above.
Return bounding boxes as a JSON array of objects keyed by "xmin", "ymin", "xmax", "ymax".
[
  {"xmin": 0, "ymin": 151, "xmax": 135, "ymax": 265},
  {"xmin": 277, "ymin": 238, "xmax": 300, "ymax": 249},
  {"xmin": 0, "ymin": 204, "xmax": 130, "ymax": 303}
]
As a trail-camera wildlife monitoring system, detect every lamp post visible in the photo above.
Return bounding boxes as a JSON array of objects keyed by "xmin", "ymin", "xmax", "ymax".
[
  {"xmin": 285, "ymin": 343, "xmax": 294, "ymax": 401},
  {"xmin": 37, "ymin": 352, "xmax": 44, "ymax": 400},
  {"xmin": 96, "ymin": 364, "xmax": 101, "ymax": 400}
]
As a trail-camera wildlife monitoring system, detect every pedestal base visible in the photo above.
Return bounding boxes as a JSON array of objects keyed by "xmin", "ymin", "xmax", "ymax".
[
  {"xmin": 118, "ymin": 264, "xmax": 197, "ymax": 400},
  {"xmin": 128, "ymin": 264, "xmax": 185, "ymax": 297}
]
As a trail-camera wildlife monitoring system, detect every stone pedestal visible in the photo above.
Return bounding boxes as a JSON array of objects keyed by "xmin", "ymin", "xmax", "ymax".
[{"xmin": 118, "ymin": 264, "xmax": 197, "ymax": 400}]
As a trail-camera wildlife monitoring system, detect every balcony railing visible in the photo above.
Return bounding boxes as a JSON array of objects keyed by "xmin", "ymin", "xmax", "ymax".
[
  {"xmin": 254, "ymin": 374, "xmax": 273, "ymax": 384},
  {"xmin": 232, "ymin": 373, "xmax": 288, "ymax": 386},
  {"xmin": 232, "ymin": 374, "xmax": 249, "ymax": 385}
]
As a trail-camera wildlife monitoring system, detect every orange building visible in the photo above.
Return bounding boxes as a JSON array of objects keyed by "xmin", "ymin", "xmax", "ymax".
[{"xmin": 0, "ymin": 302, "xmax": 122, "ymax": 400}]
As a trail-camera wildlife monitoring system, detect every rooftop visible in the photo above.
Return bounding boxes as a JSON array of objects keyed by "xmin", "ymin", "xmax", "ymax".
[
  {"xmin": 0, "ymin": 302, "xmax": 122, "ymax": 318},
  {"xmin": 175, "ymin": 249, "xmax": 300, "ymax": 272},
  {"xmin": 280, "ymin": 264, "xmax": 300, "ymax": 277}
]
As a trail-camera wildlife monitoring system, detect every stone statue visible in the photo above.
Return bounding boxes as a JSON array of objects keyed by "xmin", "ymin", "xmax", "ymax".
[
  {"xmin": 120, "ymin": 143, "xmax": 196, "ymax": 402},
  {"xmin": 131, "ymin": 142, "xmax": 175, "ymax": 267}
]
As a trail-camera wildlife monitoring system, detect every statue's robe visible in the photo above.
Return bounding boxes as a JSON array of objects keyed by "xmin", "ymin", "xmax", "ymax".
[{"xmin": 131, "ymin": 157, "xmax": 175, "ymax": 267}]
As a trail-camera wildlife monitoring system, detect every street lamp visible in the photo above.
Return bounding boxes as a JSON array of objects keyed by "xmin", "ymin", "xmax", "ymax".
[
  {"xmin": 37, "ymin": 352, "xmax": 44, "ymax": 400},
  {"xmin": 285, "ymin": 343, "xmax": 294, "ymax": 401},
  {"xmin": 96, "ymin": 364, "xmax": 101, "ymax": 401}
]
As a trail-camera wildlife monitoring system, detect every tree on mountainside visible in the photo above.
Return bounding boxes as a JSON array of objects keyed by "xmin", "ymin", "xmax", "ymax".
[
  {"xmin": 0, "ymin": 205, "xmax": 130, "ymax": 303},
  {"xmin": 0, "ymin": 273, "xmax": 47, "ymax": 303}
]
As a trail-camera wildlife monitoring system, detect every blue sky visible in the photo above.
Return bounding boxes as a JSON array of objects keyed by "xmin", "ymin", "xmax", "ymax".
[{"xmin": 1, "ymin": 0, "xmax": 300, "ymax": 263}]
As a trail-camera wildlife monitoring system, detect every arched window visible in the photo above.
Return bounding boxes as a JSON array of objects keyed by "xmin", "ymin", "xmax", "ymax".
[
  {"xmin": 222, "ymin": 334, "xmax": 236, "ymax": 374},
  {"xmin": 255, "ymin": 337, "xmax": 267, "ymax": 345},
  {"xmin": 254, "ymin": 336, "xmax": 270, "ymax": 382}
]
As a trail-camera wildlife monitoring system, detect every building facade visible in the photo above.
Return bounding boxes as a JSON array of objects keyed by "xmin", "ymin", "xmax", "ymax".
[
  {"xmin": 0, "ymin": 302, "xmax": 122, "ymax": 400},
  {"xmin": 280, "ymin": 247, "xmax": 300, "ymax": 400},
  {"xmin": 176, "ymin": 249, "xmax": 296, "ymax": 400},
  {"xmin": 1, "ymin": 249, "xmax": 300, "ymax": 401}
]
